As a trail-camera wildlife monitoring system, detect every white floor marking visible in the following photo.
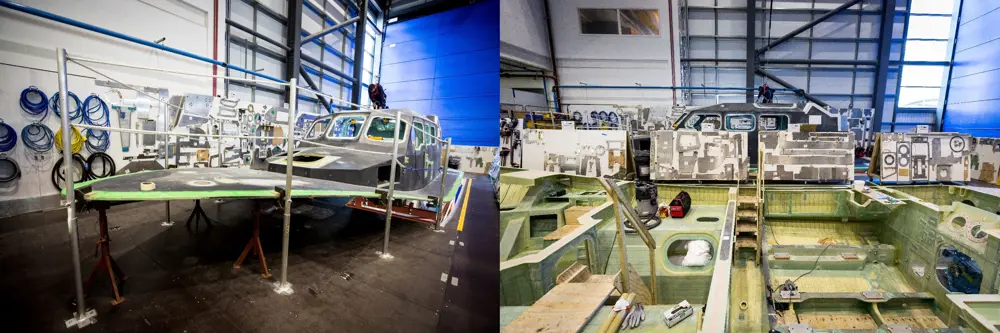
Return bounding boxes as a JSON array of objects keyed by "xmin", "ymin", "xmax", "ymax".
[
  {"xmin": 449, "ymin": 240, "xmax": 455, "ymax": 245},
  {"xmin": 459, "ymin": 241, "xmax": 464, "ymax": 247},
  {"xmin": 451, "ymin": 277, "xmax": 459, "ymax": 286},
  {"xmin": 440, "ymin": 273, "xmax": 448, "ymax": 282}
]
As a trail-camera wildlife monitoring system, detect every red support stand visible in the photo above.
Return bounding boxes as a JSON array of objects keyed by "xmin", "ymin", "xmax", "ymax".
[
  {"xmin": 345, "ymin": 197, "xmax": 443, "ymax": 225},
  {"xmin": 84, "ymin": 204, "xmax": 126, "ymax": 305},
  {"xmin": 233, "ymin": 203, "xmax": 271, "ymax": 278}
]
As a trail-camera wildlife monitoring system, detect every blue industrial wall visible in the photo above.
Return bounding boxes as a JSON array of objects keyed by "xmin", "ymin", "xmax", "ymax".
[
  {"xmin": 379, "ymin": 0, "xmax": 500, "ymax": 146},
  {"xmin": 944, "ymin": 0, "xmax": 1000, "ymax": 136}
]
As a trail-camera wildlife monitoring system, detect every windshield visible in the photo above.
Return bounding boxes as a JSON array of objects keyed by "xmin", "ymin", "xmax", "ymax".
[
  {"xmin": 305, "ymin": 117, "xmax": 332, "ymax": 139},
  {"xmin": 328, "ymin": 114, "xmax": 367, "ymax": 138},
  {"xmin": 366, "ymin": 117, "xmax": 407, "ymax": 141}
]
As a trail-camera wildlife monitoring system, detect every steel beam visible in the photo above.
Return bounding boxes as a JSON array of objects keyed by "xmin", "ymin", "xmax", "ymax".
[
  {"xmin": 871, "ymin": 0, "xmax": 898, "ymax": 132},
  {"xmin": 755, "ymin": 68, "xmax": 829, "ymax": 107},
  {"xmin": 684, "ymin": 58, "xmax": 878, "ymax": 66},
  {"xmin": 746, "ymin": 0, "xmax": 756, "ymax": 102},
  {"xmin": 285, "ymin": 0, "xmax": 304, "ymax": 101},
  {"xmin": 939, "ymin": 0, "xmax": 965, "ymax": 131},
  {"xmin": 227, "ymin": 19, "xmax": 291, "ymax": 52},
  {"xmin": 756, "ymin": 0, "xmax": 864, "ymax": 54},
  {"xmin": 351, "ymin": 0, "xmax": 370, "ymax": 105},
  {"xmin": 301, "ymin": 52, "xmax": 354, "ymax": 82},
  {"xmin": 889, "ymin": 0, "xmax": 913, "ymax": 132},
  {"xmin": 301, "ymin": 17, "xmax": 360, "ymax": 45},
  {"xmin": 298, "ymin": 66, "xmax": 334, "ymax": 112}
]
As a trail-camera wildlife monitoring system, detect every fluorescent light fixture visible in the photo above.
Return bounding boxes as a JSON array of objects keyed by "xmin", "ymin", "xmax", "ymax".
[{"xmin": 387, "ymin": 17, "xmax": 398, "ymax": 23}]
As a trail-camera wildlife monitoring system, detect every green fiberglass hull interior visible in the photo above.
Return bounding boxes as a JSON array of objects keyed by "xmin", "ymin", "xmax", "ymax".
[{"xmin": 498, "ymin": 169, "xmax": 1000, "ymax": 332}]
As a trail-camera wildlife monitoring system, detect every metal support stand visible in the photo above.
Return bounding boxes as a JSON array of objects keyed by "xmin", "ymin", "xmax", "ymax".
[
  {"xmin": 58, "ymin": 47, "xmax": 96, "ymax": 329},
  {"xmin": 434, "ymin": 138, "xmax": 452, "ymax": 231},
  {"xmin": 84, "ymin": 205, "xmax": 127, "ymax": 305},
  {"xmin": 234, "ymin": 202, "xmax": 271, "ymax": 278},
  {"xmin": 378, "ymin": 110, "xmax": 403, "ymax": 260},
  {"xmin": 185, "ymin": 199, "xmax": 215, "ymax": 230},
  {"xmin": 161, "ymin": 113, "xmax": 174, "ymax": 227},
  {"xmin": 274, "ymin": 78, "xmax": 296, "ymax": 295}
]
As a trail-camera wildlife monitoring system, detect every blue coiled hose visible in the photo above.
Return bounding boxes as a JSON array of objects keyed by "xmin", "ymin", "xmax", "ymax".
[
  {"xmin": 21, "ymin": 123, "xmax": 54, "ymax": 153},
  {"xmin": 19, "ymin": 87, "xmax": 49, "ymax": 121},
  {"xmin": 83, "ymin": 94, "xmax": 110, "ymax": 127},
  {"xmin": 50, "ymin": 91, "xmax": 83, "ymax": 123},
  {"xmin": 85, "ymin": 128, "xmax": 110, "ymax": 153},
  {"xmin": 0, "ymin": 121, "xmax": 17, "ymax": 153},
  {"xmin": 82, "ymin": 94, "xmax": 110, "ymax": 153}
]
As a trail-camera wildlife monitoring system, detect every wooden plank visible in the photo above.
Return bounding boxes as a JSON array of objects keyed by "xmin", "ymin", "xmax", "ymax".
[
  {"xmin": 502, "ymin": 280, "xmax": 615, "ymax": 333},
  {"xmin": 543, "ymin": 224, "xmax": 581, "ymax": 241},
  {"xmin": 563, "ymin": 206, "xmax": 594, "ymax": 226}
]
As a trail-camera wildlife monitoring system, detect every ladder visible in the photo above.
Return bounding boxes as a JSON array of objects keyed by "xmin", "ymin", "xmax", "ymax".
[{"xmin": 735, "ymin": 142, "xmax": 763, "ymax": 264}]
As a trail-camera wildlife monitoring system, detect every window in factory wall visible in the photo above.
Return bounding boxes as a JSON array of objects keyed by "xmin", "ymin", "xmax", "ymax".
[
  {"xmin": 579, "ymin": 8, "xmax": 659, "ymax": 36},
  {"xmin": 935, "ymin": 246, "xmax": 982, "ymax": 294},
  {"xmin": 664, "ymin": 237, "xmax": 715, "ymax": 270}
]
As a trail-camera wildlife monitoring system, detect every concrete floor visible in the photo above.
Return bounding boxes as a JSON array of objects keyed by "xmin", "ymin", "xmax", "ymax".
[{"xmin": 0, "ymin": 175, "xmax": 499, "ymax": 332}]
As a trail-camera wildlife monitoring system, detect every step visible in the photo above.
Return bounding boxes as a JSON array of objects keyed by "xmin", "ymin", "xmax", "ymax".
[
  {"xmin": 735, "ymin": 235, "xmax": 758, "ymax": 248},
  {"xmin": 737, "ymin": 195, "xmax": 757, "ymax": 204},
  {"xmin": 736, "ymin": 223, "xmax": 758, "ymax": 233},
  {"xmin": 736, "ymin": 209, "xmax": 758, "ymax": 220},
  {"xmin": 556, "ymin": 262, "xmax": 592, "ymax": 285}
]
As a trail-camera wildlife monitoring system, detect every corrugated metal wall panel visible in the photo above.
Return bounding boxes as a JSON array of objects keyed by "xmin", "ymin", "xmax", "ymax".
[
  {"xmin": 380, "ymin": 0, "xmax": 499, "ymax": 146},
  {"xmin": 944, "ymin": 0, "xmax": 1000, "ymax": 136}
]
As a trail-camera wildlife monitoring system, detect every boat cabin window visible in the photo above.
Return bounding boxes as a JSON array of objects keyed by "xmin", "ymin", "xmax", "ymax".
[
  {"xmin": 327, "ymin": 114, "xmax": 366, "ymax": 139},
  {"xmin": 759, "ymin": 115, "xmax": 789, "ymax": 130},
  {"xmin": 725, "ymin": 114, "xmax": 756, "ymax": 131},
  {"xmin": 413, "ymin": 121, "xmax": 427, "ymax": 147},
  {"xmin": 684, "ymin": 114, "xmax": 720, "ymax": 130},
  {"xmin": 367, "ymin": 117, "xmax": 408, "ymax": 142},
  {"xmin": 305, "ymin": 117, "xmax": 332, "ymax": 139}
]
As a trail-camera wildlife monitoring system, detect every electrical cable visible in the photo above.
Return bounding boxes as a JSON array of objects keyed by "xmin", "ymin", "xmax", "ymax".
[
  {"xmin": 791, "ymin": 243, "xmax": 834, "ymax": 284},
  {"xmin": 19, "ymin": 86, "xmax": 49, "ymax": 121},
  {"xmin": 0, "ymin": 121, "xmax": 17, "ymax": 153},
  {"xmin": 50, "ymin": 91, "xmax": 83, "ymax": 123},
  {"xmin": 86, "ymin": 152, "xmax": 115, "ymax": 179},
  {"xmin": 85, "ymin": 128, "xmax": 110, "ymax": 153},
  {"xmin": 51, "ymin": 153, "xmax": 88, "ymax": 191},
  {"xmin": 0, "ymin": 157, "xmax": 19, "ymax": 183},
  {"xmin": 55, "ymin": 126, "xmax": 84, "ymax": 154},
  {"xmin": 21, "ymin": 123, "xmax": 54, "ymax": 153},
  {"xmin": 83, "ymin": 94, "xmax": 110, "ymax": 127}
]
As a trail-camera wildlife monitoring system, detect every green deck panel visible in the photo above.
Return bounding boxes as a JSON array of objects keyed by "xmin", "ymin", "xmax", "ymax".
[
  {"xmin": 499, "ymin": 306, "xmax": 531, "ymax": 329},
  {"xmin": 63, "ymin": 168, "xmax": 464, "ymax": 203}
]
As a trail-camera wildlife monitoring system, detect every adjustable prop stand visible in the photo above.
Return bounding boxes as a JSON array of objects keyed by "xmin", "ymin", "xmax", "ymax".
[
  {"xmin": 233, "ymin": 202, "xmax": 271, "ymax": 278},
  {"xmin": 84, "ymin": 203, "xmax": 126, "ymax": 305},
  {"xmin": 185, "ymin": 199, "xmax": 215, "ymax": 229}
]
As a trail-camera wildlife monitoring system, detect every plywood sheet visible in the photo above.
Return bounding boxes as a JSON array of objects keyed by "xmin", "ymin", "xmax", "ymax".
[{"xmin": 502, "ymin": 280, "xmax": 616, "ymax": 333}]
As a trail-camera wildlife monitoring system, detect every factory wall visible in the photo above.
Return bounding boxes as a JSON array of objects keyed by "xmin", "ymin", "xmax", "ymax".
[
  {"xmin": 681, "ymin": 0, "xmax": 904, "ymax": 114},
  {"xmin": 548, "ymin": 0, "xmax": 682, "ymax": 109},
  {"xmin": 379, "ymin": 0, "xmax": 500, "ymax": 147},
  {"xmin": 0, "ymin": 0, "xmax": 224, "ymax": 217},
  {"xmin": 943, "ymin": 0, "xmax": 1000, "ymax": 137},
  {"xmin": 500, "ymin": 0, "xmax": 552, "ymax": 71}
]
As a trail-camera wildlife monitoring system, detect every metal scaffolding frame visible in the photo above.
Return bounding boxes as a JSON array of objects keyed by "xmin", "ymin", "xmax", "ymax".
[
  {"xmin": 679, "ymin": 0, "xmax": 905, "ymax": 114},
  {"xmin": 0, "ymin": 0, "xmax": 460, "ymax": 329}
]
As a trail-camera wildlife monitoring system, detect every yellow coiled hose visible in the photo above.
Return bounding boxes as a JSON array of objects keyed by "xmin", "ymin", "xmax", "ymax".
[{"xmin": 55, "ymin": 125, "xmax": 84, "ymax": 154}]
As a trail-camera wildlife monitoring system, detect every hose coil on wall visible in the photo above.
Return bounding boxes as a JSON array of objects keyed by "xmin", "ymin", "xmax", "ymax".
[
  {"xmin": 21, "ymin": 123, "xmax": 54, "ymax": 153},
  {"xmin": 55, "ymin": 126, "xmax": 84, "ymax": 154},
  {"xmin": 50, "ymin": 91, "xmax": 83, "ymax": 123},
  {"xmin": 51, "ymin": 153, "xmax": 88, "ymax": 191},
  {"xmin": 86, "ymin": 152, "xmax": 115, "ymax": 179},
  {"xmin": 19, "ymin": 86, "xmax": 49, "ymax": 121}
]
